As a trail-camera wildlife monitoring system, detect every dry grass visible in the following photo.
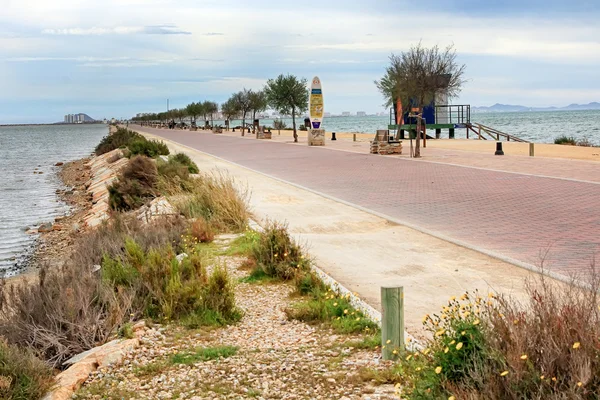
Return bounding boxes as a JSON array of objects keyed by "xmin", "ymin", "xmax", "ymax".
[
  {"xmin": 0, "ymin": 340, "xmax": 54, "ymax": 400},
  {"xmin": 174, "ymin": 172, "xmax": 250, "ymax": 232},
  {"xmin": 396, "ymin": 261, "xmax": 600, "ymax": 400},
  {"xmin": 109, "ymin": 156, "xmax": 158, "ymax": 211}
]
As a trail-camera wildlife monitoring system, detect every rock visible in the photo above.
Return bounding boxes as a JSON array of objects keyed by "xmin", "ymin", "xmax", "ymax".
[
  {"xmin": 55, "ymin": 216, "xmax": 66, "ymax": 222},
  {"xmin": 38, "ymin": 223, "xmax": 53, "ymax": 233},
  {"xmin": 176, "ymin": 253, "xmax": 188, "ymax": 263},
  {"xmin": 52, "ymin": 224, "xmax": 63, "ymax": 231},
  {"xmin": 137, "ymin": 198, "xmax": 177, "ymax": 223},
  {"xmin": 55, "ymin": 162, "xmax": 64, "ymax": 166},
  {"xmin": 91, "ymin": 265, "xmax": 101, "ymax": 273},
  {"xmin": 39, "ymin": 171, "xmax": 44, "ymax": 174},
  {"xmin": 71, "ymin": 223, "xmax": 81, "ymax": 232}
]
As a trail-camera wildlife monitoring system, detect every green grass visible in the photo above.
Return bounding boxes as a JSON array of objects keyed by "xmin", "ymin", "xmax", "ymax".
[
  {"xmin": 170, "ymin": 346, "xmax": 238, "ymax": 365},
  {"xmin": 222, "ymin": 230, "xmax": 261, "ymax": 257},
  {"xmin": 238, "ymin": 268, "xmax": 278, "ymax": 284},
  {"xmin": 118, "ymin": 322, "xmax": 134, "ymax": 339},
  {"xmin": 180, "ymin": 309, "xmax": 241, "ymax": 330},
  {"xmin": 133, "ymin": 359, "xmax": 169, "ymax": 377},
  {"xmin": 554, "ymin": 135, "xmax": 577, "ymax": 145},
  {"xmin": 343, "ymin": 331, "xmax": 382, "ymax": 349},
  {"xmin": 285, "ymin": 292, "xmax": 379, "ymax": 334}
]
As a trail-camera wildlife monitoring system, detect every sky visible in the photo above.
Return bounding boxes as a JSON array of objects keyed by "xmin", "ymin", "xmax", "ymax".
[{"xmin": 1, "ymin": 0, "xmax": 599, "ymax": 123}]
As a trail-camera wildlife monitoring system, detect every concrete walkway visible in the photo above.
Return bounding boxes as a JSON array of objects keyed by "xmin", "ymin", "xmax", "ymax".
[{"xmin": 130, "ymin": 126, "xmax": 597, "ymax": 338}]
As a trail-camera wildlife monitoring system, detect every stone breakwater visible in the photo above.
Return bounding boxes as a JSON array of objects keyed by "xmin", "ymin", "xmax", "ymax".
[{"xmin": 82, "ymin": 149, "xmax": 128, "ymax": 228}]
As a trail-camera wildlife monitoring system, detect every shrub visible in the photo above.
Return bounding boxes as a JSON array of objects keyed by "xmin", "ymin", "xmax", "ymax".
[
  {"xmin": 95, "ymin": 127, "xmax": 142, "ymax": 155},
  {"xmin": 128, "ymin": 139, "xmax": 170, "ymax": 158},
  {"xmin": 554, "ymin": 135, "xmax": 576, "ymax": 145},
  {"xmin": 0, "ymin": 263, "xmax": 135, "ymax": 368},
  {"xmin": 250, "ymin": 221, "xmax": 309, "ymax": 281},
  {"xmin": 299, "ymin": 124, "xmax": 308, "ymax": 131},
  {"xmin": 102, "ymin": 242, "xmax": 240, "ymax": 325},
  {"xmin": 396, "ymin": 266, "xmax": 600, "ymax": 399},
  {"xmin": 174, "ymin": 172, "xmax": 249, "ymax": 232},
  {"xmin": 189, "ymin": 218, "xmax": 215, "ymax": 243},
  {"xmin": 0, "ymin": 216, "xmax": 187, "ymax": 368},
  {"xmin": 109, "ymin": 155, "xmax": 158, "ymax": 211},
  {"xmin": 170, "ymin": 153, "xmax": 199, "ymax": 174},
  {"xmin": 0, "ymin": 341, "xmax": 54, "ymax": 400}
]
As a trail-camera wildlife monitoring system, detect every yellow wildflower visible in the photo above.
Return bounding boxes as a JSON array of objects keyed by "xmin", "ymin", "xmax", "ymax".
[
  {"xmin": 461, "ymin": 331, "xmax": 466, "ymax": 335},
  {"xmin": 344, "ymin": 309, "xmax": 348, "ymax": 314},
  {"xmin": 333, "ymin": 302, "xmax": 338, "ymax": 306},
  {"xmin": 355, "ymin": 317, "xmax": 360, "ymax": 322},
  {"xmin": 449, "ymin": 397, "xmax": 455, "ymax": 400},
  {"xmin": 577, "ymin": 382, "xmax": 583, "ymax": 387},
  {"xmin": 444, "ymin": 347, "xmax": 449, "ymax": 354},
  {"xmin": 460, "ymin": 294, "xmax": 467, "ymax": 300},
  {"xmin": 456, "ymin": 342, "xmax": 463, "ymax": 350},
  {"xmin": 393, "ymin": 349, "xmax": 398, "ymax": 355},
  {"xmin": 463, "ymin": 311, "xmax": 471, "ymax": 318},
  {"xmin": 422, "ymin": 348, "xmax": 430, "ymax": 355},
  {"xmin": 552, "ymin": 377, "xmax": 557, "ymax": 382},
  {"xmin": 520, "ymin": 354, "xmax": 528, "ymax": 360},
  {"xmin": 573, "ymin": 342, "xmax": 581, "ymax": 349},
  {"xmin": 416, "ymin": 367, "xmax": 421, "ymax": 371},
  {"xmin": 473, "ymin": 319, "xmax": 481, "ymax": 325},
  {"xmin": 540, "ymin": 375, "xmax": 545, "ymax": 380},
  {"xmin": 435, "ymin": 366, "xmax": 442, "ymax": 374},
  {"xmin": 500, "ymin": 371, "xmax": 509, "ymax": 377},
  {"xmin": 450, "ymin": 296, "xmax": 456, "ymax": 301},
  {"xmin": 435, "ymin": 329, "xmax": 446, "ymax": 337},
  {"xmin": 422, "ymin": 314, "xmax": 430, "ymax": 323},
  {"xmin": 386, "ymin": 339, "xmax": 391, "ymax": 344},
  {"xmin": 450, "ymin": 340, "xmax": 456, "ymax": 345},
  {"xmin": 405, "ymin": 354, "xmax": 412, "ymax": 361}
]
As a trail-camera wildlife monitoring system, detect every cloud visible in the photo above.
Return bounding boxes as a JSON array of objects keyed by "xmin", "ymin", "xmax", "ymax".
[
  {"xmin": 203, "ymin": 32, "xmax": 224, "ymax": 36},
  {"xmin": 41, "ymin": 24, "xmax": 190, "ymax": 35}
]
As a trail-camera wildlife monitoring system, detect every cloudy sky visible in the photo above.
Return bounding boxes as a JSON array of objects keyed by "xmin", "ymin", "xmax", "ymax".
[{"xmin": 1, "ymin": 0, "xmax": 599, "ymax": 123}]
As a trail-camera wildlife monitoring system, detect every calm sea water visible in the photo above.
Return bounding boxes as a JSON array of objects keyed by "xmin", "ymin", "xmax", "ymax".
[
  {"xmin": 0, "ymin": 124, "xmax": 108, "ymax": 276},
  {"xmin": 224, "ymin": 110, "xmax": 600, "ymax": 145}
]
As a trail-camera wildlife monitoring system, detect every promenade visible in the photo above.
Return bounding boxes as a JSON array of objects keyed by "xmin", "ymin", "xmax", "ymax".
[{"xmin": 134, "ymin": 125, "xmax": 599, "ymax": 275}]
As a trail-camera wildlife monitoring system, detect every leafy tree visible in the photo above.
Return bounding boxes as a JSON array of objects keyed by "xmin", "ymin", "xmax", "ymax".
[
  {"xmin": 264, "ymin": 74, "xmax": 309, "ymax": 143},
  {"xmin": 248, "ymin": 90, "xmax": 268, "ymax": 132},
  {"xmin": 186, "ymin": 102, "xmax": 201, "ymax": 126},
  {"xmin": 204, "ymin": 101, "xmax": 219, "ymax": 127},
  {"xmin": 221, "ymin": 98, "xmax": 239, "ymax": 131},
  {"xmin": 232, "ymin": 89, "xmax": 252, "ymax": 136},
  {"xmin": 273, "ymin": 119, "xmax": 287, "ymax": 135},
  {"xmin": 375, "ymin": 43, "xmax": 465, "ymax": 157}
]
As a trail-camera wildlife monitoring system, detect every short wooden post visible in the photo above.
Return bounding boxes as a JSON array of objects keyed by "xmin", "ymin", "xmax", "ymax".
[
  {"xmin": 381, "ymin": 286, "xmax": 404, "ymax": 360},
  {"xmin": 529, "ymin": 143, "xmax": 534, "ymax": 157},
  {"xmin": 353, "ymin": 133, "xmax": 356, "ymax": 142}
]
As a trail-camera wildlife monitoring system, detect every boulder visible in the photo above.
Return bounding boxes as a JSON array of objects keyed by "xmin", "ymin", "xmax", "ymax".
[
  {"xmin": 55, "ymin": 162, "xmax": 64, "ymax": 166},
  {"xmin": 38, "ymin": 223, "xmax": 53, "ymax": 233},
  {"xmin": 137, "ymin": 197, "xmax": 177, "ymax": 223}
]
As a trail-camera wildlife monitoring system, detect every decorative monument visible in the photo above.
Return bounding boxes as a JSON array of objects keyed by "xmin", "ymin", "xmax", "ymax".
[{"xmin": 308, "ymin": 76, "xmax": 325, "ymax": 146}]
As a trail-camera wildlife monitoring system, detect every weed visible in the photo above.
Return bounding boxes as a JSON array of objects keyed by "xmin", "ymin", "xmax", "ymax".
[
  {"xmin": 189, "ymin": 218, "xmax": 215, "ymax": 244},
  {"xmin": 170, "ymin": 153, "xmax": 199, "ymax": 174},
  {"xmin": 554, "ymin": 135, "xmax": 577, "ymax": 145},
  {"xmin": 0, "ymin": 341, "xmax": 54, "ymax": 400},
  {"xmin": 118, "ymin": 322, "xmax": 134, "ymax": 339},
  {"xmin": 128, "ymin": 139, "xmax": 169, "ymax": 158},
  {"xmin": 170, "ymin": 346, "xmax": 238, "ymax": 365},
  {"xmin": 108, "ymin": 155, "xmax": 158, "ymax": 211}
]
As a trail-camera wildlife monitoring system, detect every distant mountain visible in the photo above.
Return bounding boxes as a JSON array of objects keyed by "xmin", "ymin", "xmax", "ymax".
[{"xmin": 472, "ymin": 102, "xmax": 600, "ymax": 113}]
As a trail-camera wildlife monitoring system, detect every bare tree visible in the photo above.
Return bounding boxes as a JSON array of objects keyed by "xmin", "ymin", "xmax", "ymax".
[{"xmin": 375, "ymin": 43, "xmax": 465, "ymax": 157}]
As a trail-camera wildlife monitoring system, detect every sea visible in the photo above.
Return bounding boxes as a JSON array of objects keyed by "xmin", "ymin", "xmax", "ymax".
[
  {"xmin": 0, "ymin": 124, "xmax": 108, "ymax": 276},
  {"xmin": 0, "ymin": 110, "xmax": 599, "ymax": 276},
  {"xmin": 225, "ymin": 110, "xmax": 600, "ymax": 144}
]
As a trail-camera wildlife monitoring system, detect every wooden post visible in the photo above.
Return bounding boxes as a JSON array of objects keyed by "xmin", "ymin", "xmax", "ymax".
[
  {"xmin": 529, "ymin": 143, "xmax": 535, "ymax": 157},
  {"xmin": 381, "ymin": 286, "xmax": 405, "ymax": 360},
  {"xmin": 353, "ymin": 133, "xmax": 356, "ymax": 142}
]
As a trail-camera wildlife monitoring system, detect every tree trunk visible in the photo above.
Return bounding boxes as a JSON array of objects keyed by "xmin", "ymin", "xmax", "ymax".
[
  {"xmin": 292, "ymin": 109, "xmax": 298, "ymax": 143},
  {"xmin": 241, "ymin": 112, "xmax": 246, "ymax": 136},
  {"xmin": 414, "ymin": 113, "xmax": 421, "ymax": 158}
]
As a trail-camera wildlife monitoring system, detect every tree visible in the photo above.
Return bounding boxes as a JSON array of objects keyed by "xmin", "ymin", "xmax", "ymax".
[
  {"xmin": 186, "ymin": 102, "xmax": 200, "ymax": 126},
  {"xmin": 264, "ymin": 74, "xmax": 308, "ymax": 143},
  {"xmin": 375, "ymin": 43, "xmax": 465, "ymax": 157},
  {"xmin": 232, "ymin": 89, "xmax": 252, "ymax": 136},
  {"xmin": 204, "ymin": 101, "xmax": 218, "ymax": 127},
  {"xmin": 273, "ymin": 119, "xmax": 287, "ymax": 135},
  {"xmin": 248, "ymin": 90, "xmax": 268, "ymax": 132},
  {"xmin": 221, "ymin": 98, "xmax": 239, "ymax": 131}
]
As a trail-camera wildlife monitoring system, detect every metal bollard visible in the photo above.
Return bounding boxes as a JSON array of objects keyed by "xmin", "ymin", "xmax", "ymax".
[
  {"xmin": 495, "ymin": 142, "xmax": 504, "ymax": 156},
  {"xmin": 332, "ymin": 132, "xmax": 337, "ymax": 141}
]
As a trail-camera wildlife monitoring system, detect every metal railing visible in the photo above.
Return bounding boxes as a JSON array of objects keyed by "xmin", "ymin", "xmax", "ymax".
[{"xmin": 434, "ymin": 104, "xmax": 470, "ymax": 125}]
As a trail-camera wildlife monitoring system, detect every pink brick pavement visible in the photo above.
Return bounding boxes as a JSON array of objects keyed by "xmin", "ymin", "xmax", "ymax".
[{"xmin": 135, "ymin": 126, "xmax": 600, "ymax": 276}]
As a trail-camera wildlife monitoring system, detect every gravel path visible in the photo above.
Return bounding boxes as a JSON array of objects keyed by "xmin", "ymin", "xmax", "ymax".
[{"xmin": 74, "ymin": 253, "xmax": 398, "ymax": 399}]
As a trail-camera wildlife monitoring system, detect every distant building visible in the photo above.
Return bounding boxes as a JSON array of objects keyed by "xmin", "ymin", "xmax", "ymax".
[
  {"xmin": 63, "ymin": 113, "xmax": 95, "ymax": 123},
  {"xmin": 356, "ymin": 111, "xmax": 366, "ymax": 117},
  {"xmin": 324, "ymin": 112, "xmax": 331, "ymax": 118},
  {"xmin": 341, "ymin": 112, "xmax": 351, "ymax": 117}
]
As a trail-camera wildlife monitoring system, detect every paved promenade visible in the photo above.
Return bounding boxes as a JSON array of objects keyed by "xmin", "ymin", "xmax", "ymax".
[{"xmin": 133, "ymin": 125, "xmax": 599, "ymax": 277}]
